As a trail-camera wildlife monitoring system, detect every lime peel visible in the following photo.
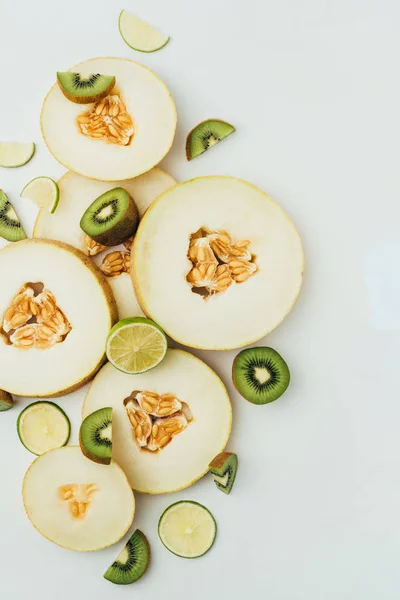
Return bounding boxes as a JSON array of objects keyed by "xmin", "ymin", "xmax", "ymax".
[{"xmin": 21, "ymin": 176, "xmax": 60, "ymax": 214}]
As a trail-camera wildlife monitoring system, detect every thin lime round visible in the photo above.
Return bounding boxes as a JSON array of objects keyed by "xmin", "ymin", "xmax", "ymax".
[
  {"xmin": 21, "ymin": 176, "xmax": 59, "ymax": 213},
  {"xmin": 106, "ymin": 317, "xmax": 167, "ymax": 374},
  {"xmin": 0, "ymin": 142, "xmax": 35, "ymax": 168},
  {"xmin": 118, "ymin": 10, "xmax": 170, "ymax": 52},
  {"xmin": 17, "ymin": 401, "xmax": 71, "ymax": 455},
  {"xmin": 158, "ymin": 501, "xmax": 217, "ymax": 559}
]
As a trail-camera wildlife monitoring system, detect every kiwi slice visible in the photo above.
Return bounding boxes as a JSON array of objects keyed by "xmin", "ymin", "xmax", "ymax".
[
  {"xmin": 80, "ymin": 188, "xmax": 139, "ymax": 246},
  {"xmin": 0, "ymin": 390, "xmax": 13, "ymax": 412},
  {"xmin": 0, "ymin": 190, "xmax": 26, "ymax": 242},
  {"xmin": 209, "ymin": 452, "xmax": 238, "ymax": 495},
  {"xmin": 57, "ymin": 72, "xmax": 116, "ymax": 104},
  {"xmin": 186, "ymin": 119, "xmax": 235, "ymax": 160},
  {"xmin": 104, "ymin": 529, "xmax": 150, "ymax": 585},
  {"xmin": 79, "ymin": 407, "xmax": 112, "ymax": 465},
  {"xmin": 233, "ymin": 347, "xmax": 290, "ymax": 405}
]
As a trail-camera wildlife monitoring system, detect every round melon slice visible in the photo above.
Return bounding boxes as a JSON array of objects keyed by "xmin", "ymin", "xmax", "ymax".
[
  {"xmin": 83, "ymin": 349, "xmax": 232, "ymax": 494},
  {"xmin": 34, "ymin": 168, "xmax": 176, "ymax": 320},
  {"xmin": 132, "ymin": 176, "xmax": 304, "ymax": 350},
  {"xmin": 23, "ymin": 446, "xmax": 135, "ymax": 552},
  {"xmin": 41, "ymin": 57, "xmax": 177, "ymax": 181},
  {"xmin": 0, "ymin": 239, "xmax": 117, "ymax": 397}
]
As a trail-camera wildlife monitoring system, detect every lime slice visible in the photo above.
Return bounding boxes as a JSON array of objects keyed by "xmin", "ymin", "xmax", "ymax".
[
  {"xmin": 106, "ymin": 317, "xmax": 167, "ymax": 374},
  {"xmin": 17, "ymin": 402, "xmax": 71, "ymax": 455},
  {"xmin": 158, "ymin": 501, "xmax": 217, "ymax": 559},
  {"xmin": 119, "ymin": 10, "xmax": 170, "ymax": 52},
  {"xmin": 21, "ymin": 177, "xmax": 60, "ymax": 214},
  {"xmin": 0, "ymin": 142, "xmax": 35, "ymax": 168}
]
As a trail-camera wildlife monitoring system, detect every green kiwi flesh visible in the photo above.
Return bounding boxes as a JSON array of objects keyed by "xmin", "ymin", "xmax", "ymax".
[
  {"xmin": 104, "ymin": 529, "xmax": 150, "ymax": 585},
  {"xmin": 79, "ymin": 407, "xmax": 112, "ymax": 465},
  {"xmin": 209, "ymin": 452, "xmax": 238, "ymax": 495},
  {"xmin": 186, "ymin": 119, "xmax": 235, "ymax": 160},
  {"xmin": 0, "ymin": 389, "xmax": 13, "ymax": 412},
  {"xmin": 57, "ymin": 72, "xmax": 116, "ymax": 104},
  {"xmin": 0, "ymin": 190, "xmax": 26, "ymax": 242},
  {"xmin": 80, "ymin": 187, "xmax": 139, "ymax": 246},
  {"xmin": 233, "ymin": 347, "xmax": 290, "ymax": 405}
]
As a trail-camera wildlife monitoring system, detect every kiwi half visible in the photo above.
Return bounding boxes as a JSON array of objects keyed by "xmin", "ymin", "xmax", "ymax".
[
  {"xmin": 233, "ymin": 347, "xmax": 290, "ymax": 405},
  {"xmin": 80, "ymin": 188, "xmax": 139, "ymax": 246},
  {"xmin": 186, "ymin": 119, "xmax": 235, "ymax": 160},
  {"xmin": 57, "ymin": 72, "xmax": 116, "ymax": 104},
  {"xmin": 79, "ymin": 407, "xmax": 112, "ymax": 465},
  {"xmin": 104, "ymin": 529, "xmax": 150, "ymax": 585},
  {"xmin": 0, "ymin": 390, "xmax": 13, "ymax": 412},
  {"xmin": 209, "ymin": 452, "xmax": 238, "ymax": 495},
  {"xmin": 0, "ymin": 190, "xmax": 26, "ymax": 242}
]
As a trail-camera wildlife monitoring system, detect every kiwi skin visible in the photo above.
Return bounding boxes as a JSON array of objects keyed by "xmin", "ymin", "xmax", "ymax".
[
  {"xmin": 0, "ymin": 389, "xmax": 13, "ymax": 411},
  {"xmin": 57, "ymin": 73, "xmax": 115, "ymax": 104}
]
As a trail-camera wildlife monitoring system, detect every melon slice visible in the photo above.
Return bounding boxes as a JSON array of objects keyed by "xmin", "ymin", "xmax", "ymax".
[
  {"xmin": 132, "ymin": 176, "xmax": 304, "ymax": 350},
  {"xmin": 83, "ymin": 349, "xmax": 232, "ymax": 494},
  {"xmin": 34, "ymin": 168, "xmax": 175, "ymax": 320},
  {"xmin": 23, "ymin": 446, "xmax": 135, "ymax": 552},
  {"xmin": 0, "ymin": 239, "xmax": 117, "ymax": 397},
  {"xmin": 41, "ymin": 57, "xmax": 176, "ymax": 181}
]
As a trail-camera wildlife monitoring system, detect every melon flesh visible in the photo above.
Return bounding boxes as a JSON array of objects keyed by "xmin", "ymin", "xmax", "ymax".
[
  {"xmin": 83, "ymin": 349, "xmax": 232, "ymax": 494},
  {"xmin": 41, "ymin": 57, "xmax": 176, "ymax": 181},
  {"xmin": 0, "ymin": 239, "xmax": 116, "ymax": 397},
  {"xmin": 23, "ymin": 447, "xmax": 135, "ymax": 552},
  {"xmin": 34, "ymin": 168, "xmax": 176, "ymax": 320},
  {"xmin": 132, "ymin": 176, "xmax": 304, "ymax": 349}
]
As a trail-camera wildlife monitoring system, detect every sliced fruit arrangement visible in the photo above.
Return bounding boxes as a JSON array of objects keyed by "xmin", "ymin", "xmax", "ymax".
[
  {"xmin": 106, "ymin": 317, "xmax": 168, "ymax": 375},
  {"xmin": 104, "ymin": 529, "xmax": 150, "ymax": 585},
  {"xmin": 0, "ymin": 190, "xmax": 26, "ymax": 241},
  {"xmin": 209, "ymin": 452, "xmax": 238, "ymax": 494},
  {"xmin": 158, "ymin": 501, "xmax": 217, "ymax": 559},
  {"xmin": 132, "ymin": 176, "xmax": 304, "ymax": 350},
  {"xmin": 0, "ymin": 239, "xmax": 117, "ymax": 397},
  {"xmin": 119, "ymin": 9, "xmax": 170, "ymax": 52},
  {"xmin": 80, "ymin": 407, "xmax": 112, "ymax": 465},
  {"xmin": 17, "ymin": 401, "xmax": 70, "ymax": 455},
  {"xmin": 83, "ymin": 349, "xmax": 232, "ymax": 494},
  {"xmin": 80, "ymin": 187, "xmax": 139, "ymax": 246},
  {"xmin": 0, "ymin": 389, "xmax": 13, "ymax": 411},
  {"xmin": 186, "ymin": 119, "xmax": 235, "ymax": 160},
  {"xmin": 41, "ymin": 57, "xmax": 177, "ymax": 181},
  {"xmin": 21, "ymin": 177, "xmax": 59, "ymax": 214},
  {"xmin": 57, "ymin": 72, "xmax": 115, "ymax": 104},
  {"xmin": 0, "ymin": 142, "xmax": 35, "ymax": 168},
  {"xmin": 22, "ymin": 446, "xmax": 135, "ymax": 551},
  {"xmin": 233, "ymin": 347, "xmax": 290, "ymax": 404}
]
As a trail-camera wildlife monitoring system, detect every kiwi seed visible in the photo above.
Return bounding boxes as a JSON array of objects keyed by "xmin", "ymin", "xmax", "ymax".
[
  {"xmin": 104, "ymin": 529, "xmax": 150, "ymax": 585},
  {"xmin": 57, "ymin": 72, "xmax": 116, "ymax": 104},
  {"xmin": 79, "ymin": 407, "xmax": 112, "ymax": 465},
  {"xmin": 186, "ymin": 119, "xmax": 235, "ymax": 160},
  {"xmin": 0, "ymin": 190, "xmax": 26, "ymax": 242}
]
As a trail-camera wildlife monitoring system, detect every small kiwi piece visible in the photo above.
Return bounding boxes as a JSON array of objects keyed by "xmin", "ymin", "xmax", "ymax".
[
  {"xmin": 79, "ymin": 407, "xmax": 112, "ymax": 465},
  {"xmin": 233, "ymin": 347, "xmax": 290, "ymax": 405},
  {"xmin": 186, "ymin": 119, "xmax": 235, "ymax": 160},
  {"xmin": 57, "ymin": 72, "xmax": 116, "ymax": 104},
  {"xmin": 209, "ymin": 452, "xmax": 238, "ymax": 495},
  {"xmin": 0, "ymin": 190, "xmax": 26, "ymax": 242},
  {"xmin": 80, "ymin": 188, "xmax": 139, "ymax": 246},
  {"xmin": 0, "ymin": 390, "xmax": 13, "ymax": 412},
  {"xmin": 104, "ymin": 529, "xmax": 150, "ymax": 585}
]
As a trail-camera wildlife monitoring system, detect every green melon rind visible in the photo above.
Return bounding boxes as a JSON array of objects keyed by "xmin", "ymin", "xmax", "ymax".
[{"xmin": 17, "ymin": 401, "xmax": 71, "ymax": 455}]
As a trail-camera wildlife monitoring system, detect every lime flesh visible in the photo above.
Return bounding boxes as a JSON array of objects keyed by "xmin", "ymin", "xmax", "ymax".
[
  {"xmin": 21, "ymin": 177, "xmax": 60, "ymax": 213},
  {"xmin": 119, "ymin": 10, "xmax": 170, "ymax": 52},
  {"xmin": 0, "ymin": 142, "xmax": 35, "ymax": 168},
  {"xmin": 17, "ymin": 402, "xmax": 71, "ymax": 455}
]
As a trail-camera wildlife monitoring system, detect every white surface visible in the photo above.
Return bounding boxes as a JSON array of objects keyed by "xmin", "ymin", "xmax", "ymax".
[{"xmin": 1, "ymin": 0, "xmax": 400, "ymax": 598}]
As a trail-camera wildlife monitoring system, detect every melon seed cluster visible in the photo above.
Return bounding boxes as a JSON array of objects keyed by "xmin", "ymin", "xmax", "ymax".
[{"xmin": 186, "ymin": 228, "xmax": 257, "ymax": 297}]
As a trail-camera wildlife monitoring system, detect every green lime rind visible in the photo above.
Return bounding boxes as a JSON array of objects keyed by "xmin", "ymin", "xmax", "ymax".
[
  {"xmin": 21, "ymin": 176, "xmax": 60, "ymax": 214},
  {"xmin": 104, "ymin": 529, "xmax": 150, "ymax": 585},
  {"xmin": 158, "ymin": 500, "xmax": 217, "ymax": 559},
  {"xmin": 17, "ymin": 401, "xmax": 71, "ymax": 455},
  {"xmin": 186, "ymin": 119, "xmax": 235, "ymax": 161},
  {"xmin": 0, "ymin": 142, "xmax": 35, "ymax": 168},
  {"xmin": 118, "ymin": 10, "xmax": 170, "ymax": 53},
  {"xmin": 106, "ymin": 317, "xmax": 168, "ymax": 375},
  {"xmin": 0, "ymin": 390, "xmax": 13, "ymax": 412}
]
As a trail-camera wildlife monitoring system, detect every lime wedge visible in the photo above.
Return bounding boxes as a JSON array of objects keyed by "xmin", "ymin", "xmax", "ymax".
[
  {"xmin": 119, "ymin": 10, "xmax": 170, "ymax": 52},
  {"xmin": 0, "ymin": 142, "xmax": 35, "ymax": 168},
  {"xmin": 21, "ymin": 177, "xmax": 60, "ymax": 213},
  {"xmin": 17, "ymin": 401, "xmax": 71, "ymax": 455},
  {"xmin": 106, "ymin": 317, "xmax": 167, "ymax": 374},
  {"xmin": 158, "ymin": 501, "xmax": 217, "ymax": 559}
]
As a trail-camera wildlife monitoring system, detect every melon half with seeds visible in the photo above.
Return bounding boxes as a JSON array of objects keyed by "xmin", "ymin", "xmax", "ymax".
[
  {"xmin": 41, "ymin": 57, "xmax": 177, "ymax": 180},
  {"xmin": 132, "ymin": 176, "xmax": 304, "ymax": 350},
  {"xmin": 83, "ymin": 349, "xmax": 232, "ymax": 494},
  {"xmin": 0, "ymin": 239, "xmax": 117, "ymax": 397}
]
